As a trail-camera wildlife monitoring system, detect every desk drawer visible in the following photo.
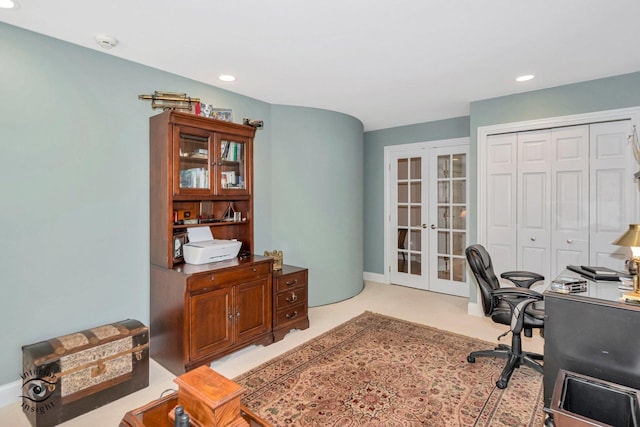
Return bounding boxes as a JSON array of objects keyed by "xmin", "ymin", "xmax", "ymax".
[
  {"xmin": 188, "ymin": 262, "xmax": 271, "ymax": 292},
  {"xmin": 275, "ymin": 287, "xmax": 307, "ymax": 310},
  {"xmin": 275, "ymin": 302, "xmax": 307, "ymax": 327},
  {"xmin": 275, "ymin": 270, "xmax": 307, "ymax": 293}
]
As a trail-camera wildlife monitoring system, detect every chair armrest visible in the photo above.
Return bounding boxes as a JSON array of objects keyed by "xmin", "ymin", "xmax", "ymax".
[
  {"xmin": 492, "ymin": 287, "xmax": 543, "ymax": 334},
  {"xmin": 493, "ymin": 287, "xmax": 543, "ymax": 300},
  {"xmin": 501, "ymin": 270, "xmax": 545, "ymax": 288}
]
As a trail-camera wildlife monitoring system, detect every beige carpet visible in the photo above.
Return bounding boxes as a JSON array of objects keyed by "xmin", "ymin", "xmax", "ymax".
[{"xmin": 235, "ymin": 311, "xmax": 544, "ymax": 426}]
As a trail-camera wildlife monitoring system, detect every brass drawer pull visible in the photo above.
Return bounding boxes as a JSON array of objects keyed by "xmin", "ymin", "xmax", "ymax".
[
  {"xmin": 285, "ymin": 311, "xmax": 298, "ymax": 319},
  {"xmin": 286, "ymin": 292, "xmax": 298, "ymax": 303},
  {"xmin": 285, "ymin": 279, "xmax": 298, "ymax": 286}
]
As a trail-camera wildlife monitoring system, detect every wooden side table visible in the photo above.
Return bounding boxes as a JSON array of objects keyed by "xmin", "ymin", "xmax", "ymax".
[{"xmin": 272, "ymin": 265, "xmax": 310, "ymax": 341}]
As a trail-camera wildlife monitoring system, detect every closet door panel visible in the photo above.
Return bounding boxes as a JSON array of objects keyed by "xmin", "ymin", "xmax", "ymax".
[
  {"xmin": 517, "ymin": 131, "xmax": 551, "ymax": 280},
  {"xmin": 590, "ymin": 120, "xmax": 635, "ymax": 270},
  {"xmin": 551, "ymin": 126, "xmax": 589, "ymax": 278},
  {"xmin": 486, "ymin": 134, "xmax": 517, "ymax": 275}
]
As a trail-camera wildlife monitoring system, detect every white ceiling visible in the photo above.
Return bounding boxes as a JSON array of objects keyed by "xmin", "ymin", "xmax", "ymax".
[{"xmin": 2, "ymin": 0, "xmax": 640, "ymax": 131}]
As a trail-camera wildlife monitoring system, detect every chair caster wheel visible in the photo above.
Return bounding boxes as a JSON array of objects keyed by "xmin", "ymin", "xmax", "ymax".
[
  {"xmin": 467, "ymin": 355, "xmax": 475, "ymax": 363},
  {"xmin": 496, "ymin": 379, "xmax": 507, "ymax": 389}
]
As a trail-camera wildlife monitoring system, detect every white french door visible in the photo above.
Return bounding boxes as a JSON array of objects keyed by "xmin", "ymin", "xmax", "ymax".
[
  {"xmin": 387, "ymin": 140, "xmax": 469, "ymax": 297},
  {"xmin": 429, "ymin": 146, "xmax": 470, "ymax": 296}
]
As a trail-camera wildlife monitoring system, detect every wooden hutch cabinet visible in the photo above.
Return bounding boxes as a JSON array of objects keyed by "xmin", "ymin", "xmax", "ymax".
[{"xmin": 149, "ymin": 111, "xmax": 274, "ymax": 375}]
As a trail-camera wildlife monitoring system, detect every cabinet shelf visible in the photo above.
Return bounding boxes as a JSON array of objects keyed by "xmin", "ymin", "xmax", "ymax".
[{"xmin": 172, "ymin": 221, "xmax": 248, "ymax": 230}]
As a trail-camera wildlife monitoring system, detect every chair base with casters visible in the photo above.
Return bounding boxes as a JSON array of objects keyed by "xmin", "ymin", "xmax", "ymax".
[
  {"xmin": 465, "ymin": 244, "xmax": 545, "ymax": 389},
  {"xmin": 467, "ymin": 331, "xmax": 543, "ymax": 389}
]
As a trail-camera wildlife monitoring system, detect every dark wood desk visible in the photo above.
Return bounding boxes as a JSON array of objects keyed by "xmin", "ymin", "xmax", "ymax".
[{"xmin": 543, "ymin": 272, "xmax": 640, "ymax": 417}]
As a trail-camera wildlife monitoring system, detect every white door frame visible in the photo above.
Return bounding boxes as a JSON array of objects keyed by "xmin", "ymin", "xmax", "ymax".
[{"xmin": 383, "ymin": 137, "xmax": 470, "ymax": 287}]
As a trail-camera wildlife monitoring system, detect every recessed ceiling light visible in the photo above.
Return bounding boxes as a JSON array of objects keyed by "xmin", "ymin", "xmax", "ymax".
[
  {"xmin": 218, "ymin": 75, "xmax": 236, "ymax": 82},
  {"xmin": 0, "ymin": 0, "xmax": 18, "ymax": 9},
  {"xmin": 516, "ymin": 74, "xmax": 535, "ymax": 82}
]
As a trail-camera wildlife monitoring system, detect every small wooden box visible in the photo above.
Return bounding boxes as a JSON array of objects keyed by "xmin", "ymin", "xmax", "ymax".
[{"xmin": 22, "ymin": 319, "xmax": 149, "ymax": 427}]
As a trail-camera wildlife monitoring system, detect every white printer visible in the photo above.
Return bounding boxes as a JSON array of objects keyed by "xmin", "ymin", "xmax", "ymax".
[{"xmin": 183, "ymin": 227, "xmax": 242, "ymax": 265}]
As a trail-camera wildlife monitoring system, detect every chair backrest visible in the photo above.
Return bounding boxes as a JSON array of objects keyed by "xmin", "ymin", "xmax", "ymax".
[{"xmin": 465, "ymin": 244, "xmax": 501, "ymax": 316}]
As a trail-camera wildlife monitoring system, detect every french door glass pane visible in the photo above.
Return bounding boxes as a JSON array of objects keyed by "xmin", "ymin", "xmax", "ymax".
[
  {"xmin": 398, "ymin": 159, "xmax": 408, "ymax": 180},
  {"xmin": 438, "ymin": 256, "xmax": 450, "ymax": 279},
  {"xmin": 398, "ymin": 182, "xmax": 408, "ymax": 203},
  {"xmin": 453, "ymin": 258, "xmax": 466, "ymax": 282},
  {"xmin": 410, "ymin": 206, "xmax": 421, "ymax": 227},
  {"xmin": 410, "ymin": 158, "xmax": 421, "ymax": 179},
  {"xmin": 452, "ymin": 232, "xmax": 466, "ymax": 256},
  {"xmin": 410, "ymin": 230, "xmax": 421, "ymax": 251},
  {"xmin": 452, "ymin": 180, "xmax": 466, "ymax": 203},
  {"xmin": 452, "ymin": 154, "xmax": 466, "ymax": 178},
  {"xmin": 438, "ymin": 231, "xmax": 450, "ymax": 253},
  {"xmin": 452, "ymin": 206, "xmax": 466, "ymax": 230},
  {"xmin": 438, "ymin": 155, "xmax": 450, "ymax": 178},
  {"xmin": 410, "ymin": 182, "xmax": 421, "ymax": 203},
  {"xmin": 438, "ymin": 207, "xmax": 450, "ymax": 228},
  {"xmin": 397, "ymin": 206, "xmax": 408, "ymax": 227}
]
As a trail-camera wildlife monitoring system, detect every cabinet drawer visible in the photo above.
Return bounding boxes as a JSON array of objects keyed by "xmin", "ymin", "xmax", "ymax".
[
  {"xmin": 275, "ymin": 270, "xmax": 307, "ymax": 292},
  {"xmin": 276, "ymin": 287, "xmax": 307, "ymax": 310},
  {"xmin": 274, "ymin": 302, "xmax": 307, "ymax": 327},
  {"xmin": 188, "ymin": 262, "xmax": 271, "ymax": 292}
]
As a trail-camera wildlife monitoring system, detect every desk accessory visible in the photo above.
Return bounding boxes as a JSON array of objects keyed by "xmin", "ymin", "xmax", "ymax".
[
  {"xmin": 550, "ymin": 277, "xmax": 588, "ymax": 293},
  {"xmin": 567, "ymin": 265, "xmax": 620, "ymax": 281},
  {"xmin": 612, "ymin": 224, "xmax": 640, "ymax": 302}
]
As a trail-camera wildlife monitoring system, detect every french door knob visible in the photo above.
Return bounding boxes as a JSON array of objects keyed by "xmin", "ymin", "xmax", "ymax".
[
  {"xmin": 567, "ymin": 239, "xmax": 573, "ymax": 244},
  {"xmin": 429, "ymin": 224, "xmax": 436, "ymax": 229},
  {"xmin": 530, "ymin": 237, "xmax": 536, "ymax": 241}
]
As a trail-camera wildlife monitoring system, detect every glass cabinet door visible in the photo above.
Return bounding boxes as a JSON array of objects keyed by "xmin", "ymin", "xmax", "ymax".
[
  {"xmin": 174, "ymin": 127, "xmax": 214, "ymax": 195},
  {"xmin": 216, "ymin": 134, "xmax": 249, "ymax": 194}
]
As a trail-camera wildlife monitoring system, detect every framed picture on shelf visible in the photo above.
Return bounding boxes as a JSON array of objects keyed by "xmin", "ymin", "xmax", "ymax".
[{"xmin": 211, "ymin": 108, "xmax": 233, "ymax": 122}]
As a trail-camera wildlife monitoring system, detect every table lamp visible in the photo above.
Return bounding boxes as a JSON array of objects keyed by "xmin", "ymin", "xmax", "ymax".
[{"xmin": 612, "ymin": 224, "xmax": 640, "ymax": 301}]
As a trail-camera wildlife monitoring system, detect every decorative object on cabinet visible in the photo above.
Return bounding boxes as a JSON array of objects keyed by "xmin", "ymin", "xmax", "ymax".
[
  {"xmin": 272, "ymin": 265, "xmax": 309, "ymax": 342},
  {"xmin": 242, "ymin": 118, "xmax": 264, "ymax": 129},
  {"xmin": 263, "ymin": 250, "xmax": 283, "ymax": 270},
  {"xmin": 138, "ymin": 91, "xmax": 199, "ymax": 111},
  {"xmin": 23, "ymin": 319, "xmax": 149, "ymax": 427}
]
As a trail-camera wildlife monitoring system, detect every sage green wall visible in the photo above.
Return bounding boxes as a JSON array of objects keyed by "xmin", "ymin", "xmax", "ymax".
[
  {"xmin": 0, "ymin": 21, "xmax": 352, "ymax": 387},
  {"xmin": 271, "ymin": 106, "xmax": 364, "ymax": 305},
  {"xmin": 362, "ymin": 118, "xmax": 471, "ymax": 274}
]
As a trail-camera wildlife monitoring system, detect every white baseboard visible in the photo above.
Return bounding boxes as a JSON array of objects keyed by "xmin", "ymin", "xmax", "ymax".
[
  {"xmin": 0, "ymin": 379, "xmax": 20, "ymax": 409},
  {"xmin": 467, "ymin": 301, "xmax": 483, "ymax": 317},
  {"xmin": 363, "ymin": 271, "xmax": 385, "ymax": 283}
]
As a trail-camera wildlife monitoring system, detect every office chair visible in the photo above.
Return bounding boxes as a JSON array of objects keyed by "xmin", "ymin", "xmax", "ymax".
[{"xmin": 465, "ymin": 244, "xmax": 545, "ymax": 389}]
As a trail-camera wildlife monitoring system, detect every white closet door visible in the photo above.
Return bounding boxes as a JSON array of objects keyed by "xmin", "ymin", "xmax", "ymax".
[
  {"xmin": 517, "ymin": 130, "xmax": 551, "ymax": 280},
  {"xmin": 589, "ymin": 120, "xmax": 635, "ymax": 270},
  {"xmin": 550, "ymin": 125, "xmax": 590, "ymax": 278},
  {"xmin": 485, "ymin": 133, "xmax": 517, "ymax": 276}
]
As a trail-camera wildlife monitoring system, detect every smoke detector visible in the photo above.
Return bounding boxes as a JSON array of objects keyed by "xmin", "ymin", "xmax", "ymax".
[{"xmin": 94, "ymin": 34, "xmax": 118, "ymax": 49}]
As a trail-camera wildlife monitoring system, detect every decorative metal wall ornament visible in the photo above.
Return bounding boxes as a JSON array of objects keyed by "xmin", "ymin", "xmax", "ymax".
[
  {"xmin": 243, "ymin": 118, "xmax": 264, "ymax": 129},
  {"xmin": 138, "ymin": 91, "xmax": 200, "ymax": 111}
]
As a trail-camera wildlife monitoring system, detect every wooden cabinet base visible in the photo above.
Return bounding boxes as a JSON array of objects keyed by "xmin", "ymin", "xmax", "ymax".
[{"xmin": 120, "ymin": 366, "xmax": 270, "ymax": 427}]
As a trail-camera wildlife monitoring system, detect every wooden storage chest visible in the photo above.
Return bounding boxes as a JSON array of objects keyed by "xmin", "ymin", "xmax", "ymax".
[{"xmin": 21, "ymin": 319, "xmax": 149, "ymax": 427}]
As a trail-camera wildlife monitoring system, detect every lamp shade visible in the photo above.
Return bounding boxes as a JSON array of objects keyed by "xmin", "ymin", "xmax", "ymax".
[{"xmin": 612, "ymin": 224, "xmax": 640, "ymax": 247}]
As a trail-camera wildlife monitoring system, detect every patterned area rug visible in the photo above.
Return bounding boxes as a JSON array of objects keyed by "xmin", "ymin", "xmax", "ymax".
[{"xmin": 235, "ymin": 312, "xmax": 544, "ymax": 427}]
